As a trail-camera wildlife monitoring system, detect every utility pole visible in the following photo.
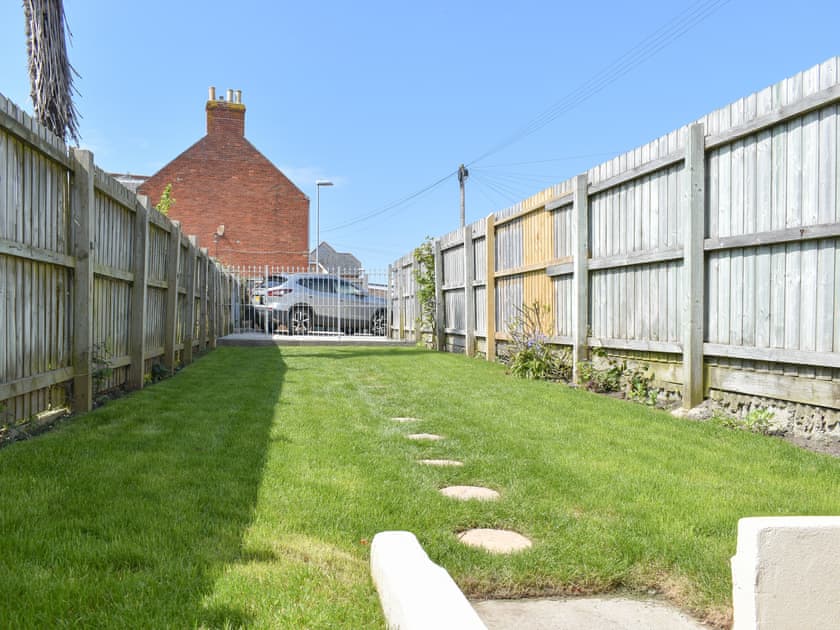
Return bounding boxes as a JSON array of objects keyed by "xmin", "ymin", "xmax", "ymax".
[{"xmin": 458, "ymin": 163, "xmax": 469, "ymax": 227}]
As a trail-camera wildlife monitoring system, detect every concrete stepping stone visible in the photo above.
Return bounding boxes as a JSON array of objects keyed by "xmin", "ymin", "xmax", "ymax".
[
  {"xmin": 440, "ymin": 486, "xmax": 500, "ymax": 501},
  {"xmin": 457, "ymin": 528, "xmax": 532, "ymax": 554},
  {"xmin": 392, "ymin": 417, "xmax": 421, "ymax": 423},
  {"xmin": 406, "ymin": 433, "xmax": 443, "ymax": 441},
  {"xmin": 418, "ymin": 459, "xmax": 464, "ymax": 467}
]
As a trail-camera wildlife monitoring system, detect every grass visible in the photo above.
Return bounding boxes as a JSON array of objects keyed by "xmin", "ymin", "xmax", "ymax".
[{"xmin": 2, "ymin": 346, "xmax": 840, "ymax": 628}]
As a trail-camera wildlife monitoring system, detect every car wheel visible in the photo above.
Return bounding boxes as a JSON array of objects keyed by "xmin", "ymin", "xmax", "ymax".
[
  {"xmin": 254, "ymin": 311, "xmax": 266, "ymax": 331},
  {"xmin": 370, "ymin": 310, "xmax": 386, "ymax": 336},
  {"xmin": 289, "ymin": 307, "xmax": 311, "ymax": 335}
]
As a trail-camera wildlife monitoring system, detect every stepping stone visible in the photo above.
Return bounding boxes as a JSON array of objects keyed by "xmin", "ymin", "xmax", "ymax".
[
  {"xmin": 418, "ymin": 459, "xmax": 463, "ymax": 467},
  {"xmin": 406, "ymin": 433, "xmax": 443, "ymax": 441},
  {"xmin": 457, "ymin": 528, "xmax": 532, "ymax": 554},
  {"xmin": 440, "ymin": 486, "xmax": 499, "ymax": 501},
  {"xmin": 392, "ymin": 417, "xmax": 421, "ymax": 423}
]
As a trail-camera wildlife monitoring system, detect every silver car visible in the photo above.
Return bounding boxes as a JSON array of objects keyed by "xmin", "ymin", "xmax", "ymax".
[{"xmin": 251, "ymin": 273, "xmax": 387, "ymax": 335}]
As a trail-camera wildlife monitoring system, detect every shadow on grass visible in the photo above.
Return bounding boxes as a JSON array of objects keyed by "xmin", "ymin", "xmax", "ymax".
[{"xmin": 0, "ymin": 347, "xmax": 285, "ymax": 628}]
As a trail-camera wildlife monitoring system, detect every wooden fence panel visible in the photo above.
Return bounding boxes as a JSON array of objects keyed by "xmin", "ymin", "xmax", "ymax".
[
  {"xmin": 552, "ymin": 204, "xmax": 573, "ymax": 258},
  {"xmin": 553, "ymin": 275, "xmax": 573, "ymax": 338},
  {"xmin": 0, "ymin": 99, "xmax": 73, "ymax": 420},
  {"xmin": 0, "ymin": 92, "xmax": 237, "ymax": 424},
  {"xmin": 495, "ymin": 275, "xmax": 522, "ymax": 336},
  {"xmin": 390, "ymin": 56, "xmax": 840, "ymax": 410},
  {"xmin": 495, "ymin": 218, "xmax": 523, "ymax": 272}
]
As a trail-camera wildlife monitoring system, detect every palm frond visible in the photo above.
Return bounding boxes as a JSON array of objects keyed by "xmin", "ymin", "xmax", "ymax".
[{"xmin": 23, "ymin": 0, "xmax": 81, "ymax": 144}]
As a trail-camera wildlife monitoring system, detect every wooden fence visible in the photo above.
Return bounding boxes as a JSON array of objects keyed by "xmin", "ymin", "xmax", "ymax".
[
  {"xmin": 0, "ymin": 93, "xmax": 237, "ymax": 424},
  {"xmin": 390, "ymin": 56, "xmax": 840, "ymax": 411}
]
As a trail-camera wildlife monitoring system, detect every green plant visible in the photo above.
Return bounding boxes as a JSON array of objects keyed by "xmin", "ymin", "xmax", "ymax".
[
  {"xmin": 91, "ymin": 342, "xmax": 114, "ymax": 392},
  {"xmin": 155, "ymin": 183, "xmax": 175, "ymax": 216},
  {"xmin": 577, "ymin": 349, "xmax": 623, "ymax": 393},
  {"xmin": 712, "ymin": 408, "xmax": 774, "ymax": 435},
  {"xmin": 626, "ymin": 363, "xmax": 656, "ymax": 405},
  {"xmin": 505, "ymin": 301, "xmax": 571, "ymax": 381},
  {"xmin": 413, "ymin": 238, "xmax": 436, "ymax": 340},
  {"xmin": 744, "ymin": 408, "xmax": 774, "ymax": 434},
  {"xmin": 143, "ymin": 364, "xmax": 171, "ymax": 386}
]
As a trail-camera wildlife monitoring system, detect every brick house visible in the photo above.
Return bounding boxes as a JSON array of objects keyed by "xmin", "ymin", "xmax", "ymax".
[{"xmin": 138, "ymin": 88, "xmax": 309, "ymax": 267}]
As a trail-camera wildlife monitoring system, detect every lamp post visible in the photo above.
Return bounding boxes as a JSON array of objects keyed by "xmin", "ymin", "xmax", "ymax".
[{"xmin": 315, "ymin": 180, "xmax": 333, "ymax": 272}]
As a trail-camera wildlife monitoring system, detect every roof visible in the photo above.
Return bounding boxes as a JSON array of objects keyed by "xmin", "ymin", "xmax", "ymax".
[{"xmin": 311, "ymin": 242, "xmax": 362, "ymax": 272}]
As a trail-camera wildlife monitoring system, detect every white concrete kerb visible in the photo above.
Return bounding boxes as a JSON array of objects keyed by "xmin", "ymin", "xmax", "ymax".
[
  {"xmin": 371, "ymin": 531, "xmax": 487, "ymax": 630},
  {"xmin": 731, "ymin": 516, "xmax": 840, "ymax": 630}
]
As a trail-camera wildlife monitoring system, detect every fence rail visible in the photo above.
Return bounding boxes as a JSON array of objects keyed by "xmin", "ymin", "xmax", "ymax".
[
  {"xmin": 0, "ymin": 93, "xmax": 237, "ymax": 424},
  {"xmin": 390, "ymin": 57, "xmax": 840, "ymax": 411}
]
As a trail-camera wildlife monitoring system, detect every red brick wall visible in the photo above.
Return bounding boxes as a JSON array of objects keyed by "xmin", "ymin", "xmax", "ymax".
[{"xmin": 139, "ymin": 100, "xmax": 309, "ymax": 268}]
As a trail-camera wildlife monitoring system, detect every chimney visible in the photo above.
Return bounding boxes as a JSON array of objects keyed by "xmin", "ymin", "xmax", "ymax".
[{"xmin": 206, "ymin": 86, "xmax": 246, "ymax": 137}]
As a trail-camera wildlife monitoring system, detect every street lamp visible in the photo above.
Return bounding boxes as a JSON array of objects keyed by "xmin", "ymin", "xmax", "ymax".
[{"xmin": 315, "ymin": 180, "xmax": 333, "ymax": 272}]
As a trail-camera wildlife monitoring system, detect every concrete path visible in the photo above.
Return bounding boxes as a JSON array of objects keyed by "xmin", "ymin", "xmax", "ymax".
[
  {"xmin": 472, "ymin": 597, "xmax": 708, "ymax": 629},
  {"xmin": 218, "ymin": 331, "xmax": 413, "ymax": 347}
]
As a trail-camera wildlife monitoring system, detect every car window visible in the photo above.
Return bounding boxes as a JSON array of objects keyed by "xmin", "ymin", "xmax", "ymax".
[
  {"xmin": 297, "ymin": 277, "xmax": 336, "ymax": 293},
  {"xmin": 337, "ymin": 280, "xmax": 363, "ymax": 296},
  {"xmin": 264, "ymin": 275, "xmax": 287, "ymax": 289},
  {"xmin": 253, "ymin": 275, "xmax": 287, "ymax": 290}
]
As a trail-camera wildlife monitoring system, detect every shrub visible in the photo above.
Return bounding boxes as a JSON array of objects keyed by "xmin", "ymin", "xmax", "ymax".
[{"xmin": 505, "ymin": 301, "xmax": 572, "ymax": 381}]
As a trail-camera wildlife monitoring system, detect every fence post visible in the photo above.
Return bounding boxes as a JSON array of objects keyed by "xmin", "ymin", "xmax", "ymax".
[
  {"xmin": 433, "ymin": 239, "xmax": 444, "ymax": 351},
  {"xmin": 127, "ymin": 196, "xmax": 150, "ymax": 389},
  {"xmin": 485, "ymin": 213, "xmax": 496, "ymax": 361},
  {"xmin": 398, "ymin": 262, "xmax": 405, "ymax": 340},
  {"xmin": 386, "ymin": 264, "xmax": 393, "ymax": 339},
  {"xmin": 163, "ymin": 221, "xmax": 181, "ymax": 372},
  {"xmin": 571, "ymin": 173, "xmax": 590, "ymax": 383},
  {"xmin": 412, "ymin": 256, "xmax": 421, "ymax": 344},
  {"xmin": 208, "ymin": 261, "xmax": 218, "ymax": 349},
  {"xmin": 70, "ymin": 149, "xmax": 94, "ymax": 413},
  {"xmin": 463, "ymin": 225, "xmax": 475, "ymax": 356},
  {"xmin": 182, "ymin": 237, "xmax": 197, "ymax": 364},
  {"xmin": 682, "ymin": 122, "xmax": 706, "ymax": 408},
  {"xmin": 199, "ymin": 248, "xmax": 209, "ymax": 352}
]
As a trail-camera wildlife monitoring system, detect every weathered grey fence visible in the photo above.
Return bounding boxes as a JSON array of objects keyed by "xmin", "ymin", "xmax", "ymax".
[
  {"xmin": 390, "ymin": 57, "xmax": 840, "ymax": 411},
  {"xmin": 0, "ymin": 93, "xmax": 237, "ymax": 424}
]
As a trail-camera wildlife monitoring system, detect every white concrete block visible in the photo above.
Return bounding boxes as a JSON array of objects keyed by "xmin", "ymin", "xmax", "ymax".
[
  {"xmin": 370, "ymin": 531, "xmax": 487, "ymax": 630},
  {"xmin": 731, "ymin": 516, "xmax": 840, "ymax": 630}
]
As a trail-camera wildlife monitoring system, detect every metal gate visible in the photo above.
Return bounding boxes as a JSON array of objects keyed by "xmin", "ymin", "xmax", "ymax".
[{"xmin": 226, "ymin": 265, "xmax": 390, "ymax": 338}]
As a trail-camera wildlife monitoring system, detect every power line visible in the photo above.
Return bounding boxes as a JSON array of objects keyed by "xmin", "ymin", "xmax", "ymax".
[
  {"xmin": 322, "ymin": 0, "xmax": 731, "ymax": 234},
  {"xmin": 476, "ymin": 153, "xmax": 616, "ymax": 168},
  {"xmin": 321, "ymin": 169, "xmax": 456, "ymax": 232},
  {"xmin": 467, "ymin": 0, "xmax": 731, "ymax": 166}
]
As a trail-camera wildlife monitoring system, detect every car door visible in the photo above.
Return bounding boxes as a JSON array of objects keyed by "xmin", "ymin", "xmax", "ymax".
[
  {"xmin": 304, "ymin": 276, "xmax": 338, "ymax": 329},
  {"xmin": 336, "ymin": 279, "xmax": 366, "ymax": 329}
]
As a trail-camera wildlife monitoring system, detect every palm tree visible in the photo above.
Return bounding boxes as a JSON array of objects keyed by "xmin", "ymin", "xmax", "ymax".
[{"xmin": 22, "ymin": 0, "xmax": 80, "ymax": 144}]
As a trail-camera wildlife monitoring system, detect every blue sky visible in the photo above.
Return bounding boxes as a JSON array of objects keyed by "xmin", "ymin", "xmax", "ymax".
[{"xmin": 1, "ymin": 1, "xmax": 839, "ymax": 269}]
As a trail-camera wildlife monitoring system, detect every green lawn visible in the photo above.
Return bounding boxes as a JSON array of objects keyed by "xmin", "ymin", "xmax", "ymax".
[{"xmin": 2, "ymin": 346, "xmax": 840, "ymax": 628}]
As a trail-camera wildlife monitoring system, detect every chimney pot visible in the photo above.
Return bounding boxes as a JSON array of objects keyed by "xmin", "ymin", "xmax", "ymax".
[
  {"xmin": 206, "ymin": 86, "xmax": 246, "ymax": 137},
  {"xmin": 208, "ymin": 86, "xmax": 216, "ymax": 101}
]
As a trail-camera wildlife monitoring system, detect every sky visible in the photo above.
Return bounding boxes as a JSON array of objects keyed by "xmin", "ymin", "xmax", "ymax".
[{"xmin": 1, "ymin": 1, "xmax": 839, "ymax": 270}]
